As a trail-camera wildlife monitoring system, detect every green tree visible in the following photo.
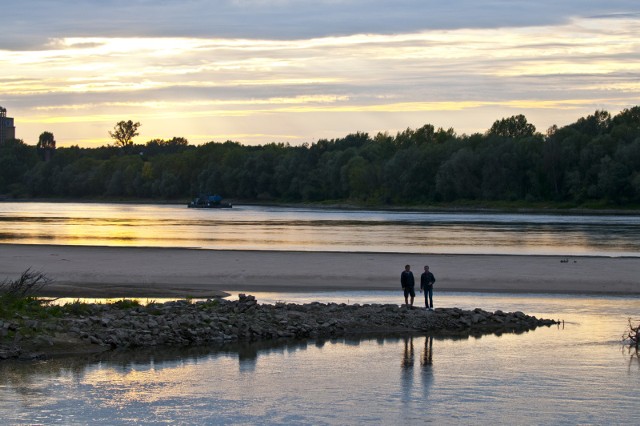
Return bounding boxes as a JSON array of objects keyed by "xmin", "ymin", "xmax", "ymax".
[
  {"xmin": 3, "ymin": 106, "xmax": 640, "ymax": 206},
  {"xmin": 36, "ymin": 131, "xmax": 56, "ymax": 161},
  {"xmin": 487, "ymin": 114, "xmax": 537, "ymax": 138},
  {"xmin": 143, "ymin": 137, "xmax": 190, "ymax": 156},
  {"xmin": 435, "ymin": 148, "xmax": 482, "ymax": 200},
  {"xmin": 109, "ymin": 120, "xmax": 141, "ymax": 148},
  {"xmin": 343, "ymin": 155, "xmax": 374, "ymax": 199},
  {"xmin": 571, "ymin": 110, "xmax": 611, "ymax": 136},
  {"xmin": 0, "ymin": 139, "xmax": 38, "ymax": 195}
]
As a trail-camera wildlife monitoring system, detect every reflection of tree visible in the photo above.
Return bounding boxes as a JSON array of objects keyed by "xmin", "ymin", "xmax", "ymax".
[
  {"xmin": 622, "ymin": 345, "xmax": 639, "ymax": 372},
  {"xmin": 622, "ymin": 318, "xmax": 639, "ymax": 372}
]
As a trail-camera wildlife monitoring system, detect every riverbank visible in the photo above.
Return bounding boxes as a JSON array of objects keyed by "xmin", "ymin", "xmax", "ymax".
[
  {"xmin": 1, "ymin": 244, "xmax": 640, "ymax": 297},
  {"xmin": 3, "ymin": 197, "xmax": 640, "ymax": 215}
]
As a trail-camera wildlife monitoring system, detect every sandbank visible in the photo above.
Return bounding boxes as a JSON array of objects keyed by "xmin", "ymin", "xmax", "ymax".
[{"xmin": 1, "ymin": 244, "xmax": 639, "ymax": 298}]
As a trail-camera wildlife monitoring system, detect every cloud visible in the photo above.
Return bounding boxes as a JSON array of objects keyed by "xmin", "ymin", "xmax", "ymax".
[
  {"xmin": 2, "ymin": 2, "xmax": 640, "ymax": 146},
  {"xmin": 3, "ymin": 0, "xmax": 640, "ymax": 49}
]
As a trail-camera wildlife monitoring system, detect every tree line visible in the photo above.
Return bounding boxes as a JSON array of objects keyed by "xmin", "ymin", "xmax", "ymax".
[{"xmin": 1, "ymin": 107, "xmax": 640, "ymax": 207}]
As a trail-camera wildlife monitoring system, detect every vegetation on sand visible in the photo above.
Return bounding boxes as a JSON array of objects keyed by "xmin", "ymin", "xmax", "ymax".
[{"xmin": 0, "ymin": 269, "xmax": 53, "ymax": 320}]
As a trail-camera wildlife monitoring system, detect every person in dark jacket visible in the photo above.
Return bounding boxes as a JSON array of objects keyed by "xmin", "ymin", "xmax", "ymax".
[
  {"xmin": 400, "ymin": 264, "xmax": 415, "ymax": 307},
  {"xmin": 420, "ymin": 265, "xmax": 436, "ymax": 310}
]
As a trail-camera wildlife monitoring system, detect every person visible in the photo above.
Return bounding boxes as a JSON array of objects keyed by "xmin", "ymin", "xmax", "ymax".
[
  {"xmin": 420, "ymin": 265, "xmax": 436, "ymax": 310},
  {"xmin": 400, "ymin": 264, "xmax": 415, "ymax": 307}
]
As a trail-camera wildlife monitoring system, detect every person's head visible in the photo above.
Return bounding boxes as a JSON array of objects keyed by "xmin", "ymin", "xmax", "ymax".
[
  {"xmin": 424, "ymin": 265, "xmax": 429, "ymax": 271},
  {"xmin": 405, "ymin": 264, "xmax": 411, "ymax": 271}
]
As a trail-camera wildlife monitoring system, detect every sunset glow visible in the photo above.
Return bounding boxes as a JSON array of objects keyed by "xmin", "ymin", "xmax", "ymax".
[{"xmin": 2, "ymin": 2, "xmax": 640, "ymax": 147}]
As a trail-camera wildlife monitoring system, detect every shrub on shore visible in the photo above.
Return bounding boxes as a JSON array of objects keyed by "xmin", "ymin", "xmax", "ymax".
[
  {"xmin": 623, "ymin": 318, "xmax": 640, "ymax": 350},
  {"xmin": 0, "ymin": 269, "xmax": 52, "ymax": 319}
]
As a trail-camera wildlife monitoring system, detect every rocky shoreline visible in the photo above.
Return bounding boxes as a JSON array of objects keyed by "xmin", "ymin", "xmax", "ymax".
[{"xmin": 0, "ymin": 294, "xmax": 557, "ymax": 361}]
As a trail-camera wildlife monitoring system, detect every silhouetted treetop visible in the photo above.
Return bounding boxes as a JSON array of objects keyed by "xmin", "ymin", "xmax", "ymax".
[
  {"xmin": 488, "ymin": 114, "xmax": 537, "ymax": 139},
  {"xmin": 109, "ymin": 120, "xmax": 141, "ymax": 148},
  {"xmin": 3, "ymin": 108, "xmax": 640, "ymax": 207}
]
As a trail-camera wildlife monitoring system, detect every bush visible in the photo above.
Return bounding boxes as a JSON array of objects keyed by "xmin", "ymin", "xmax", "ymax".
[
  {"xmin": 0, "ymin": 268, "xmax": 51, "ymax": 298},
  {"xmin": 0, "ymin": 269, "xmax": 52, "ymax": 319},
  {"xmin": 111, "ymin": 299, "xmax": 142, "ymax": 310},
  {"xmin": 62, "ymin": 300, "xmax": 92, "ymax": 316}
]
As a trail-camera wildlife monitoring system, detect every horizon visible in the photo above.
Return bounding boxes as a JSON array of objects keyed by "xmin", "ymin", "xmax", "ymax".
[
  {"xmin": 0, "ymin": 106, "xmax": 631, "ymax": 149},
  {"xmin": 2, "ymin": 1, "xmax": 640, "ymax": 148}
]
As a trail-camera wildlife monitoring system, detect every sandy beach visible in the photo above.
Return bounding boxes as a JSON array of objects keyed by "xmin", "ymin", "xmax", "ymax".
[{"xmin": 1, "ymin": 243, "xmax": 639, "ymax": 298}]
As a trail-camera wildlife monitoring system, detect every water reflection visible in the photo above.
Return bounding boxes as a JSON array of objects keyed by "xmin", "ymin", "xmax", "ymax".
[
  {"xmin": 422, "ymin": 336, "xmax": 433, "ymax": 367},
  {"xmin": 398, "ymin": 335, "xmax": 436, "ymax": 421},
  {"xmin": 402, "ymin": 336, "xmax": 415, "ymax": 370},
  {"xmin": 2, "ymin": 202, "xmax": 640, "ymax": 255},
  {"xmin": 1, "ymin": 301, "xmax": 638, "ymax": 425},
  {"xmin": 0, "ymin": 334, "xmax": 474, "ymax": 392},
  {"xmin": 623, "ymin": 346, "xmax": 640, "ymax": 372}
]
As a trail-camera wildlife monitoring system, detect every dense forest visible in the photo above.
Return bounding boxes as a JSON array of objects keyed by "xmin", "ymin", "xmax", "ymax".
[{"xmin": 1, "ymin": 107, "xmax": 640, "ymax": 207}]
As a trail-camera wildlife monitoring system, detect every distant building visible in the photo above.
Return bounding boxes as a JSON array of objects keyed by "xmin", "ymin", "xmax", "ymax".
[{"xmin": 0, "ymin": 106, "xmax": 16, "ymax": 144}]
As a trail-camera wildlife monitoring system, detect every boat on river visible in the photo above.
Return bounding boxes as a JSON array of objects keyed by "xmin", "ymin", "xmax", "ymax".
[{"xmin": 187, "ymin": 194, "xmax": 232, "ymax": 208}]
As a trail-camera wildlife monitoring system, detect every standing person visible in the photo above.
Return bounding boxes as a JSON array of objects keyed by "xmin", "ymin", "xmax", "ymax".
[
  {"xmin": 420, "ymin": 265, "xmax": 436, "ymax": 310},
  {"xmin": 400, "ymin": 264, "xmax": 415, "ymax": 307}
]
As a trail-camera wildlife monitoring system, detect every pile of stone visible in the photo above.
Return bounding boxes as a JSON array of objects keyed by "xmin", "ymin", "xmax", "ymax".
[{"xmin": 0, "ymin": 294, "xmax": 556, "ymax": 360}]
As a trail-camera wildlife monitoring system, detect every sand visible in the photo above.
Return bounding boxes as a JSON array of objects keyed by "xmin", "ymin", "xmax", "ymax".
[{"xmin": 1, "ymin": 244, "xmax": 639, "ymax": 298}]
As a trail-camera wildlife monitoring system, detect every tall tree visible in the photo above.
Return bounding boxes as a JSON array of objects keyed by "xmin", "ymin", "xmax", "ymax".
[
  {"xmin": 109, "ymin": 120, "xmax": 141, "ymax": 148},
  {"xmin": 487, "ymin": 114, "xmax": 537, "ymax": 138},
  {"xmin": 36, "ymin": 131, "xmax": 56, "ymax": 161}
]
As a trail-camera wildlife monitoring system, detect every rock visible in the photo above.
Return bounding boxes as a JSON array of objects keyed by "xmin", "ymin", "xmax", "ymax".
[
  {"xmin": 18, "ymin": 352, "xmax": 44, "ymax": 361},
  {"xmin": 35, "ymin": 335, "xmax": 54, "ymax": 346},
  {"xmin": 0, "ymin": 295, "xmax": 557, "ymax": 360}
]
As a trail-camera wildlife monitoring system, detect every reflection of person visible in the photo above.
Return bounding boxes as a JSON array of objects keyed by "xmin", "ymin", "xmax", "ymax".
[
  {"xmin": 420, "ymin": 265, "xmax": 436, "ymax": 310},
  {"xmin": 402, "ymin": 336, "xmax": 415, "ymax": 369},
  {"xmin": 421, "ymin": 336, "xmax": 433, "ymax": 367},
  {"xmin": 400, "ymin": 264, "xmax": 415, "ymax": 307}
]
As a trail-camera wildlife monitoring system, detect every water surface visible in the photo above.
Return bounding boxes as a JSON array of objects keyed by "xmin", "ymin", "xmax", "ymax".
[
  {"xmin": 1, "ymin": 202, "xmax": 639, "ymax": 256},
  {"xmin": 2, "ymin": 203, "xmax": 639, "ymax": 423},
  {"xmin": 1, "ymin": 292, "xmax": 638, "ymax": 424}
]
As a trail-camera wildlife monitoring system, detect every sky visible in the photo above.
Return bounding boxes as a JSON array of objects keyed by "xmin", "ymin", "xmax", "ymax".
[{"xmin": 2, "ymin": 0, "xmax": 640, "ymax": 147}]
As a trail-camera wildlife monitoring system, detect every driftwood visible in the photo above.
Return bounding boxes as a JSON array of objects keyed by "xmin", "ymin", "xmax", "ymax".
[{"xmin": 622, "ymin": 318, "xmax": 640, "ymax": 349}]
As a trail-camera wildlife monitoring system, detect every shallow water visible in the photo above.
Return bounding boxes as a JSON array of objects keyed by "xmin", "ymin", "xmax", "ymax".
[
  {"xmin": 2, "ymin": 202, "xmax": 640, "ymax": 256},
  {"xmin": 2, "ymin": 292, "xmax": 638, "ymax": 425},
  {"xmin": 2, "ymin": 203, "xmax": 639, "ymax": 423}
]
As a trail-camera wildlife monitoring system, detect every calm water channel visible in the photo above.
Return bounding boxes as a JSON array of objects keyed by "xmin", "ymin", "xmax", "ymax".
[
  {"xmin": 1, "ymin": 293, "xmax": 639, "ymax": 425},
  {"xmin": 1, "ymin": 202, "xmax": 639, "ymax": 424},
  {"xmin": 1, "ymin": 201, "xmax": 640, "ymax": 256}
]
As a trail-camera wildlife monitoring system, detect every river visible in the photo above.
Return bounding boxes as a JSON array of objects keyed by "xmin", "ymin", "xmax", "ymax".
[
  {"xmin": 1, "ymin": 202, "xmax": 640, "ymax": 256},
  {"xmin": 1, "ymin": 202, "xmax": 639, "ymax": 424},
  {"xmin": 1, "ymin": 292, "xmax": 638, "ymax": 424}
]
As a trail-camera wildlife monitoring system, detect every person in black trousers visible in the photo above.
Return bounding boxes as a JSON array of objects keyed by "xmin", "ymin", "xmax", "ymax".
[
  {"xmin": 420, "ymin": 265, "xmax": 436, "ymax": 310},
  {"xmin": 401, "ymin": 264, "xmax": 415, "ymax": 307}
]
